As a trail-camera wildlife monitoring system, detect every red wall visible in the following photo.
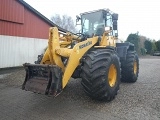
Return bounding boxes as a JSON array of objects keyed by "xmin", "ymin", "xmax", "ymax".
[
  {"xmin": 0, "ymin": 0, "xmax": 52, "ymax": 39},
  {"xmin": 0, "ymin": 0, "xmax": 24, "ymax": 24}
]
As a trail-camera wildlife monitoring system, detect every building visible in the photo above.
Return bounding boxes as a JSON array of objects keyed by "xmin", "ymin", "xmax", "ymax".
[{"xmin": 0, "ymin": 0, "xmax": 65, "ymax": 68}]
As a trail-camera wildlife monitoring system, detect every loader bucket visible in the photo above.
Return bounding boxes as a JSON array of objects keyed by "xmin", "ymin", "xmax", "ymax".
[{"xmin": 22, "ymin": 63, "xmax": 63, "ymax": 97}]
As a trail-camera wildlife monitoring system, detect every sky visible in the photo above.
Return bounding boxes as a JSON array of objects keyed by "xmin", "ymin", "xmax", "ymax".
[{"xmin": 24, "ymin": 0, "xmax": 160, "ymax": 41}]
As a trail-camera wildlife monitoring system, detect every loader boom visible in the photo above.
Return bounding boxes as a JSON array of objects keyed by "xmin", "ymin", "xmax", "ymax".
[
  {"xmin": 42, "ymin": 27, "xmax": 99, "ymax": 88},
  {"xmin": 23, "ymin": 27, "xmax": 100, "ymax": 96}
]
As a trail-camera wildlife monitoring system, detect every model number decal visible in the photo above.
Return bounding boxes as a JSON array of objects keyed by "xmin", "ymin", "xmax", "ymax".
[{"xmin": 79, "ymin": 41, "xmax": 92, "ymax": 49}]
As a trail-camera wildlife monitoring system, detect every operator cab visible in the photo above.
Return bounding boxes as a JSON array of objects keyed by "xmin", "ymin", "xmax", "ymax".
[{"xmin": 76, "ymin": 9, "xmax": 118, "ymax": 38}]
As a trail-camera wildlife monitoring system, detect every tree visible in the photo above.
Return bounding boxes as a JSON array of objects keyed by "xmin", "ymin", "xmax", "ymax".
[
  {"xmin": 126, "ymin": 33, "xmax": 140, "ymax": 53},
  {"xmin": 140, "ymin": 48, "xmax": 146, "ymax": 55},
  {"xmin": 144, "ymin": 40, "xmax": 152, "ymax": 54},
  {"xmin": 51, "ymin": 14, "xmax": 77, "ymax": 33},
  {"xmin": 139, "ymin": 35, "xmax": 146, "ymax": 49},
  {"xmin": 155, "ymin": 40, "xmax": 160, "ymax": 51},
  {"xmin": 152, "ymin": 41, "xmax": 157, "ymax": 52}
]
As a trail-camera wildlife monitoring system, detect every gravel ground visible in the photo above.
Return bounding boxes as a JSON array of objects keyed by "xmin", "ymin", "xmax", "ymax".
[
  {"xmin": 0, "ymin": 69, "xmax": 25, "ymax": 86},
  {"xmin": 0, "ymin": 55, "xmax": 160, "ymax": 120}
]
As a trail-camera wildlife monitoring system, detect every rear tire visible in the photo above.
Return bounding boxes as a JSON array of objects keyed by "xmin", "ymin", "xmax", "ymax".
[
  {"xmin": 81, "ymin": 49, "xmax": 121, "ymax": 101},
  {"xmin": 121, "ymin": 51, "xmax": 139, "ymax": 83}
]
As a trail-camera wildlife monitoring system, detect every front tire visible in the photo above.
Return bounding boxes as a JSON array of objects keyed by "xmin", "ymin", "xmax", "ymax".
[{"xmin": 81, "ymin": 49, "xmax": 121, "ymax": 101}]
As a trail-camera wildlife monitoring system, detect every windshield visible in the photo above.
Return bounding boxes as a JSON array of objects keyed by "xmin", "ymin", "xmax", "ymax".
[{"xmin": 81, "ymin": 11, "xmax": 105, "ymax": 37}]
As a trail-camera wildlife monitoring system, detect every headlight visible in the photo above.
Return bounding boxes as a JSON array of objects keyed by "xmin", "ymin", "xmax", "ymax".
[{"xmin": 105, "ymin": 27, "xmax": 111, "ymax": 31}]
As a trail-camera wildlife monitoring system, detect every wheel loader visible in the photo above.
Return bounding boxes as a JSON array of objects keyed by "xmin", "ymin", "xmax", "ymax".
[{"xmin": 22, "ymin": 9, "xmax": 139, "ymax": 101}]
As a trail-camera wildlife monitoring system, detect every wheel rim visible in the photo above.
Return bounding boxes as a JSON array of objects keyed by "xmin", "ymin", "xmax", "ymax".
[
  {"xmin": 108, "ymin": 64, "xmax": 117, "ymax": 87},
  {"xmin": 133, "ymin": 60, "xmax": 137, "ymax": 75}
]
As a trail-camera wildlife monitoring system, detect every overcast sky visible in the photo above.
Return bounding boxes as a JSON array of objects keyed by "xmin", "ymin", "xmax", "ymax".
[{"xmin": 24, "ymin": 0, "xmax": 160, "ymax": 41}]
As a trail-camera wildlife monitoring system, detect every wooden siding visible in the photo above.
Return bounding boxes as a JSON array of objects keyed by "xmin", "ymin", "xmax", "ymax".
[
  {"xmin": 0, "ymin": 0, "xmax": 52, "ymax": 39},
  {"xmin": 0, "ymin": 0, "xmax": 24, "ymax": 24}
]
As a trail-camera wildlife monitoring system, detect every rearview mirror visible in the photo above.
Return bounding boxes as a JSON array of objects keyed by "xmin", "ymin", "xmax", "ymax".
[
  {"xmin": 76, "ymin": 15, "xmax": 81, "ymax": 25},
  {"xmin": 113, "ymin": 21, "xmax": 117, "ymax": 30},
  {"xmin": 76, "ymin": 15, "xmax": 81, "ymax": 22},
  {"xmin": 112, "ymin": 13, "xmax": 118, "ymax": 20}
]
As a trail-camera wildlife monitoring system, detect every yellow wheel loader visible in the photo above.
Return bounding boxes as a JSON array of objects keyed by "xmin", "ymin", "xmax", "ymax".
[{"xmin": 22, "ymin": 9, "xmax": 139, "ymax": 101}]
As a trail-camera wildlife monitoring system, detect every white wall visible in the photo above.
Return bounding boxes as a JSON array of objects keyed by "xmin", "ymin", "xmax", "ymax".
[{"xmin": 0, "ymin": 35, "xmax": 48, "ymax": 68}]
